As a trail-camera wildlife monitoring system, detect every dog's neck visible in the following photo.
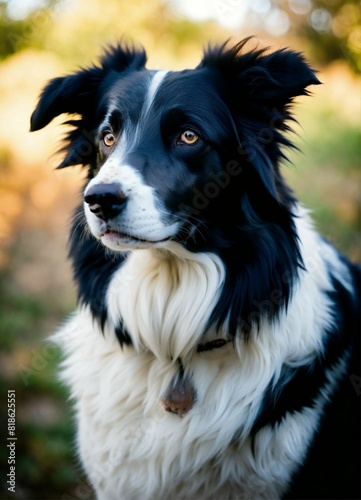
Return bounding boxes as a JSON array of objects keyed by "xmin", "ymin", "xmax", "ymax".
[{"xmin": 106, "ymin": 244, "xmax": 226, "ymax": 361}]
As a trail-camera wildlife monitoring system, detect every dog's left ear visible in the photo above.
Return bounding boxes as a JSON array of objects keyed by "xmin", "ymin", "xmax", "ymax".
[
  {"xmin": 30, "ymin": 44, "xmax": 147, "ymax": 132},
  {"xmin": 199, "ymin": 39, "xmax": 320, "ymax": 110},
  {"xmin": 199, "ymin": 40, "xmax": 320, "ymax": 197},
  {"xmin": 237, "ymin": 47, "xmax": 321, "ymax": 110}
]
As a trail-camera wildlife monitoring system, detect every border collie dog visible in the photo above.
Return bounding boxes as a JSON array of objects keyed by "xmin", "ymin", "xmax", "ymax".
[{"xmin": 31, "ymin": 39, "xmax": 360, "ymax": 499}]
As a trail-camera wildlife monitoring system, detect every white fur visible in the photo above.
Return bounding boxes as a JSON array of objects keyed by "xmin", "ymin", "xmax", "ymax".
[
  {"xmin": 84, "ymin": 162, "xmax": 179, "ymax": 249},
  {"xmin": 53, "ymin": 208, "xmax": 350, "ymax": 499},
  {"xmin": 107, "ymin": 244, "xmax": 225, "ymax": 361},
  {"xmin": 141, "ymin": 70, "xmax": 169, "ymax": 118}
]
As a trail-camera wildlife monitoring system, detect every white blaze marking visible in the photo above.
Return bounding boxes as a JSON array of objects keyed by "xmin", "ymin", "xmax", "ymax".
[{"xmin": 142, "ymin": 70, "xmax": 169, "ymax": 118}]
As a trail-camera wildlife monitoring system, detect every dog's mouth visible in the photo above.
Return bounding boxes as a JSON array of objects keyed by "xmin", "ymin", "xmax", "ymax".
[{"xmin": 102, "ymin": 228, "xmax": 171, "ymax": 246}]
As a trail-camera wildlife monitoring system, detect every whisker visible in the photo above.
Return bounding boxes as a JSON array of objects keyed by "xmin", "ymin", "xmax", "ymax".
[
  {"xmin": 71, "ymin": 212, "xmax": 90, "ymax": 243},
  {"xmin": 174, "ymin": 213, "xmax": 207, "ymax": 244}
]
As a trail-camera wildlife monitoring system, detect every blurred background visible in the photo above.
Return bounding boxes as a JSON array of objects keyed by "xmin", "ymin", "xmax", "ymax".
[{"xmin": 0, "ymin": 0, "xmax": 359, "ymax": 498}]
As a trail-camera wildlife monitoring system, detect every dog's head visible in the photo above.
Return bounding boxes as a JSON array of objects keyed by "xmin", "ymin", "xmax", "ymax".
[{"xmin": 31, "ymin": 39, "xmax": 319, "ymax": 253}]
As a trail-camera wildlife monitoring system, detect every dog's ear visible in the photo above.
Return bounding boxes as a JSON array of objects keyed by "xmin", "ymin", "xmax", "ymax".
[
  {"xmin": 199, "ymin": 38, "xmax": 320, "ymax": 109},
  {"xmin": 30, "ymin": 44, "xmax": 147, "ymax": 132},
  {"xmin": 198, "ymin": 39, "xmax": 320, "ymax": 198},
  {"xmin": 236, "ymin": 47, "xmax": 320, "ymax": 106}
]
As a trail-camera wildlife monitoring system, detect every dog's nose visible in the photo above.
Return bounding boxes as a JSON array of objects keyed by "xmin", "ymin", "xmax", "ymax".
[
  {"xmin": 84, "ymin": 183, "xmax": 127, "ymax": 221},
  {"xmin": 161, "ymin": 374, "xmax": 196, "ymax": 416}
]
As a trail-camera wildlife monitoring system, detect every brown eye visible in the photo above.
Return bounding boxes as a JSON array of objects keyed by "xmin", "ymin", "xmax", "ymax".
[
  {"xmin": 103, "ymin": 132, "xmax": 115, "ymax": 147},
  {"xmin": 179, "ymin": 130, "xmax": 199, "ymax": 145}
]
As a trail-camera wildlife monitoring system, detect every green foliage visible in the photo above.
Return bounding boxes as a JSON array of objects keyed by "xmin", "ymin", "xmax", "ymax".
[
  {"xmin": 287, "ymin": 106, "xmax": 360, "ymax": 259},
  {"xmin": 0, "ymin": 279, "xmax": 44, "ymax": 348},
  {"xmin": 306, "ymin": 0, "xmax": 361, "ymax": 72},
  {"xmin": 0, "ymin": 270, "xmax": 85, "ymax": 498},
  {"xmin": 0, "ymin": 1, "xmax": 59, "ymax": 59}
]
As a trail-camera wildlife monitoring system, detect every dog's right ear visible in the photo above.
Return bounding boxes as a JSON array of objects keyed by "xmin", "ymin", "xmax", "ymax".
[{"xmin": 30, "ymin": 44, "xmax": 147, "ymax": 132}]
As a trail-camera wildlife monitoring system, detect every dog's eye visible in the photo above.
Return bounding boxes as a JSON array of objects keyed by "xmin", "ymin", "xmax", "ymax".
[
  {"xmin": 179, "ymin": 130, "xmax": 199, "ymax": 145},
  {"xmin": 197, "ymin": 339, "xmax": 228, "ymax": 353},
  {"xmin": 103, "ymin": 132, "xmax": 116, "ymax": 147}
]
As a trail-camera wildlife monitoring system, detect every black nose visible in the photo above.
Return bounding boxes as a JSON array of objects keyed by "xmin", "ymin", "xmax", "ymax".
[{"xmin": 84, "ymin": 183, "xmax": 127, "ymax": 221}]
